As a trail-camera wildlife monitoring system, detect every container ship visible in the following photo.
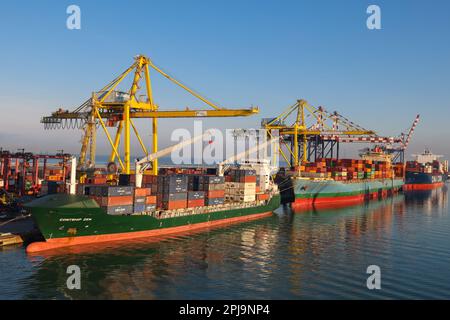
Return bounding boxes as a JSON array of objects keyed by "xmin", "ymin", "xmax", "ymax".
[
  {"xmin": 404, "ymin": 150, "xmax": 448, "ymax": 190},
  {"xmin": 24, "ymin": 159, "xmax": 280, "ymax": 253},
  {"xmin": 279, "ymin": 147, "xmax": 404, "ymax": 208}
]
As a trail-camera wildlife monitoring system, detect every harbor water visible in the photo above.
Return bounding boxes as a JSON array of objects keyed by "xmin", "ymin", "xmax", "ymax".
[{"xmin": 1, "ymin": 186, "xmax": 449, "ymax": 299}]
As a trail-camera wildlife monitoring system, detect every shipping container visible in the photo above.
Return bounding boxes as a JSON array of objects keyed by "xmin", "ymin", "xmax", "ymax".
[
  {"xmin": 98, "ymin": 186, "xmax": 134, "ymax": 197},
  {"xmin": 187, "ymin": 199, "xmax": 205, "ymax": 208},
  {"xmin": 162, "ymin": 199, "xmax": 187, "ymax": 210},
  {"xmin": 206, "ymin": 190, "xmax": 225, "ymax": 198},
  {"xmin": 133, "ymin": 203, "xmax": 146, "ymax": 213},
  {"xmin": 98, "ymin": 195, "xmax": 133, "ymax": 207},
  {"xmin": 146, "ymin": 195, "xmax": 157, "ymax": 204},
  {"xmin": 134, "ymin": 196, "xmax": 146, "ymax": 205},
  {"xmin": 135, "ymin": 187, "xmax": 151, "ymax": 197},
  {"xmin": 104, "ymin": 205, "xmax": 133, "ymax": 215},
  {"xmin": 200, "ymin": 175, "xmax": 225, "ymax": 184},
  {"xmin": 205, "ymin": 198, "xmax": 224, "ymax": 206},
  {"xmin": 187, "ymin": 191, "xmax": 205, "ymax": 200},
  {"xmin": 162, "ymin": 192, "xmax": 188, "ymax": 201},
  {"xmin": 257, "ymin": 193, "xmax": 270, "ymax": 201}
]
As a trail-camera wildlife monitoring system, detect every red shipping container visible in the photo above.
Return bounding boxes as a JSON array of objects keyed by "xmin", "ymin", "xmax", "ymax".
[
  {"xmin": 187, "ymin": 199, "xmax": 204, "ymax": 208},
  {"xmin": 240, "ymin": 176, "xmax": 257, "ymax": 183},
  {"xmin": 99, "ymin": 195, "xmax": 133, "ymax": 206},
  {"xmin": 257, "ymin": 193, "xmax": 270, "ymax": 201},
  {"xmin": 206, "ymin": 190, "xmax": 225, "ymax": 198},
  {"xmin": 163, "ymin": 199, "xmax": 187, "ymax": 210},
  {"xmin": 135, "ymin": 188, "xmax": 151, "ymax": 197},
  {"xmin": 146, "ymin": 195, "xmax": 157, "ymax": 204}
]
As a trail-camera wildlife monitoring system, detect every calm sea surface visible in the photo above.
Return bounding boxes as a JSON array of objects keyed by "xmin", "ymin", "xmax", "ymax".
[{"xmin": 1, "ymin": 187, "xmax": 449, "ymax": 299}]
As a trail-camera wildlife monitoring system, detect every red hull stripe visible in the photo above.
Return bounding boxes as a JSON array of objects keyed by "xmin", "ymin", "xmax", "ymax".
[
  {"xmin": 26, "ymin": 211, "xmax": 273, "ymax": 253},
  {"xmin": 403, "ymin": 183, "xmax": 444, "ymax": 191},
  {"xmin": 292, "ymin": 190, "xmax": 399, "ymax": 209}
]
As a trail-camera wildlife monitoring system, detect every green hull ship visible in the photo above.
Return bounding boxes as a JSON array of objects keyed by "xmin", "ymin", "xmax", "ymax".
[{"xmin": 25, "ymin": 193, "xmax": 280, "ymax": 253}]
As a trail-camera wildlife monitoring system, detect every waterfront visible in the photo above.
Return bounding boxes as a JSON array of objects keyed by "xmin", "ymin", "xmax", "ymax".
[{"xmin": 1, "ymin": 186, "xmax": 449, "ymax": 299}]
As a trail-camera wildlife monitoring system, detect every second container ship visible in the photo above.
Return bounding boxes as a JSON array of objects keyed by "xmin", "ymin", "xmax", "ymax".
[
  {"xmin": 279, "ymin": 147, "xmax": 404, "ymax": 208},
  {"xmin": 404, "ymin": 149, "xmax": 448, "ymax": 190}
]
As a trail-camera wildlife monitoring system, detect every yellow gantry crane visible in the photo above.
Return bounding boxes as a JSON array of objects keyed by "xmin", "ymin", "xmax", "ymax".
[
  {"xmin": 262, "ymin": 99, "xmax": 376, "ymax": 167},
  {"xmin": 42, "ymin": 55, "xmax": 258, "ymax": 175}
]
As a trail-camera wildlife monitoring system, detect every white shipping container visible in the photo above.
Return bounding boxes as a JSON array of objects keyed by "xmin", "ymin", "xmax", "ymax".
[
  {"xmin": 235, "ymin": 188, "xmax": 256, "ymax": 196},
  {"xmin": 233, "ymin": 182, "xmax": 256, "ymax": 190},
  {"xmin": 234, "ymin": 195, "xmax": 255, "ymax": 202}
]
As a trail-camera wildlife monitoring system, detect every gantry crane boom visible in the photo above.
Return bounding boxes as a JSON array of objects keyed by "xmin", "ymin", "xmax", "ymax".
[
  {"xmin": 42, "ymin": 55, "xmax": 259, "ymax": 175},
  {"xmin": 262, "ymin": 99, "xmax": 376, "ymax": 167},
  {"xmin": 263, "ymin": 100, "xmax": 419, "ymax": 167}
]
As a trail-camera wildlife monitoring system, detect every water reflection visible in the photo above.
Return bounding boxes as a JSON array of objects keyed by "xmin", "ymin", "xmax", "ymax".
[
  {"xmin": 1, "ymin": 186, "xmax": 450, "ymax": 299},
  {"xmin": 404, "ymin": 186, "xmax": 448, "ymax": 215}
]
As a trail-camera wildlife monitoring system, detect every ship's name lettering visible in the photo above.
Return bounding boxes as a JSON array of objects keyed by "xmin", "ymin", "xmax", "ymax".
[{"xmin": 59, "ymin": 218, "xmax": 92, "ymax": 222}]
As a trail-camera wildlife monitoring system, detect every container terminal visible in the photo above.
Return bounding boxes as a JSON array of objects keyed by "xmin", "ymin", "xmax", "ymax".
[{"xmin": 0, "ymin": 55, "xmax": 448, "ymax": 251}]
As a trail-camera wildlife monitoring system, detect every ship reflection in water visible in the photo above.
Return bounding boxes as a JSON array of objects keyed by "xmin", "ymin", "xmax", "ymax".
[{"xmin": 1, "ymin": 186, "xmax": 450, "ymax": 299}]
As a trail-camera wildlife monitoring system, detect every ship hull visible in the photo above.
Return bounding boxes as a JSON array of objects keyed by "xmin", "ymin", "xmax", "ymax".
[
  {"xmin": 292, "ymin": 178, "xmax": 404, "ymax": 209},
  {"xmin": 25, "ymin": 194, "xmax": 280, "ymax": 253},
  {"xmin": 404, "ymin": 171, "xmax": 445, "ymax": 190}
]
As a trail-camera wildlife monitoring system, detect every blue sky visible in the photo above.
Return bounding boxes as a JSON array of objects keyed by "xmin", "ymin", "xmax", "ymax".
[{"xmin": 0, "ymin": 0, "xmax": 449, "ymax": 160}]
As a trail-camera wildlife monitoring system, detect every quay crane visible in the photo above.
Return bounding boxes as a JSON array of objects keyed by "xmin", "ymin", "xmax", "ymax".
[
  {"xmin": 262, "ymin": 99, "xmax": 419, "ymax": 167},
  {"xmin": 42, "ymin": 55, "xmax": 259, "ymax": 176}
]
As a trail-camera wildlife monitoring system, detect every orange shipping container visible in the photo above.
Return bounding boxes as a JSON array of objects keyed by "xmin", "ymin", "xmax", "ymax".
[
  {"xmin": 135, "ymin": 188, "xmax": 151, "ymax": 197},
  {"xmin": 146, "ymin": 195, "xmax": 157, "ymax": 204},
  {"xmin": 207, "ymin": 190, "xmax": 225, "ymax": 198},
  {"xmin": 187, "ymin": 199, "xmax": 204, "ymax": 208},
  {"xmin": 257, "ymin": 193, "xmax": 270, "ymax": 201},
  {"xmin": 163, "ymin": 200, "xmax": 187, "ymax": 210},
  {"xmin": 240, "ymin": 176, "xmax": 257, "ymax": 183},
  {"xmin": 99, "ymin": 195, "xmax": 133, "ymax": 206}
]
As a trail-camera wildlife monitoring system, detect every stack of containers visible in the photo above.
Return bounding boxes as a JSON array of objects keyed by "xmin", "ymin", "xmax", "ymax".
[
  {"xmin": 187, "ymin": 190, "xmax": 205, "ymax": 208},
  {"xmin": 393, "ymin": 163, "xmax": 405, "ymax": 177},
  {"xmin": 300, "ymin": 158, "xmax": 395, "ymax": 181},
  {"xmin": 224, "ymin": 169, "xmax": 257, "ymax": 203},
  {"xmin": 133, "ymin": 187, "xmax": 152, "ymax": 213},
  {"xmin": 186, "ymin": 175, "xmax": 206, "ymax": 207},
  {"xmin": 157, "ymin": 175, "xmax": 188, "ymax": 210},
  {"xmin": 202, "ymin": 175, "xmax": 225, "ymax": 206},
  {"xmin": 89, "ymin": 185, "xmax": 134, "ymax": 215},
  {"xmin": 45, "ymin": 167, "xmax": 64, "ymax": 182}
]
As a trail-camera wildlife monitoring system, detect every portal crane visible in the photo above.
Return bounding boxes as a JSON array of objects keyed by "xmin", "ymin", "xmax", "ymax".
[
  {"xmin": 42, "ymin": 55, "xmax": 259, "ymax": 176},
  {"xmin": 263, "ymin": 100, "xmax": 420, "ymax": 167},
  {"xmin": 262, "ymin": 99, "xmax": 376, "ymax": 167}
]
